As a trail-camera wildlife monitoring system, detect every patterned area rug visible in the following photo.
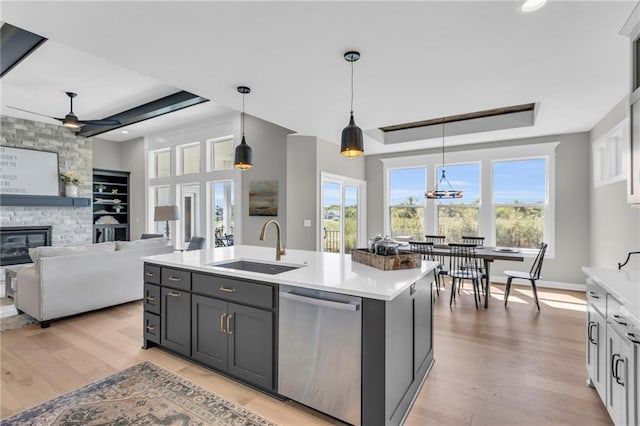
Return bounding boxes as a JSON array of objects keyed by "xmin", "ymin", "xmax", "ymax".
[
  {"xmin": 0, "ymin": 299, "xmax": 38, "ymax": 331},
  {"xmin": 2, "ymin": 361, "xmax": 277, "ymax": 425}
]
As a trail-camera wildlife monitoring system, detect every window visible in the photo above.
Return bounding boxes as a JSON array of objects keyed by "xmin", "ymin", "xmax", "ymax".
[
  {"xmin": 435, "ymin": 163, "xmax": 480, "ymax": 242},
  {"xmin": 209, "ymin": 138, "xmax": 234, "ymax": 171},
  {"xmin": 388, "ymin": 168, "xmax": 425, "ymax": 240},
  {"xmin": 181, "ymin": 183, "xmax": 200, "ymax": 246},
  {"xmin": 212, "ymin": 180, "xmax": 234, "ymax": 246},
  {"xmin": 593, "ymin": 122, "xmax": 627, "ymax": 187},
  {"xmin": 180, "ymin": 143, "xmax": 200, "ymax": 175},
  {"xmin": 493, "ymin": 158, "xmax": 546, "ymax": 249},
  {"xmin": 152, "ymin": 150, "xmax": 171, "ymax": 178},
  {"xmin": 151, "ymin": 186, "xmax": 171, "ymax": 234}
]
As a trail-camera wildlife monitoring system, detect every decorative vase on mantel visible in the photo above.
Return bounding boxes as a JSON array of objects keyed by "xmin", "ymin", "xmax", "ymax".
[{"xmin": 65, "ymin": 184, "xmax": 78, "ymax": 198}]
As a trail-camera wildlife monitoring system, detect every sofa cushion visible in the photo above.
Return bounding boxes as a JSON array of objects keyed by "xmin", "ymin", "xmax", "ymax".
[
  {"xmin": 29, "ymin": 242, "xmax": 116, "ymax": 264},
  {"xmin": 115, "ymin": 238, "xmax": 169, "ymax": 251}
]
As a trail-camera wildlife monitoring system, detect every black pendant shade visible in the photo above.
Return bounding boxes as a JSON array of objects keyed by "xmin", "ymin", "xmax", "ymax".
[
  {"xmin": 234, "ymin": 135, "xmax": 253, "ymax": 170},
  {"xmin": 234, "ymin": 86, "xmax": 253, "ymax": 170},
  {"xmin": 341, "ymin": 112, "xmax": 364, "ymax": 158},
  {"xmin": 340, "ymin": 50, "xmax": 364, "ymax": 159}
]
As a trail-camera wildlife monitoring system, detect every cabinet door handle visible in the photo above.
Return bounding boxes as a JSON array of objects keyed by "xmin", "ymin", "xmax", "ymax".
[
  {"xmin": 612, "ymin": 314, "xmax": 627, "ymax": 325},
  {"xmin": 220, "ymin": 313, "xmax": 227, "ymax": 333},
  {"xmin": 626, "ymin": 332, "xmax": 640, "ymax": 345},
  {"xmin": 145, "ymin": 296, "xmax": 156, "ymax": 302},
  {"xmin": 145, "ymin": 272, "xmax": 156, "ymax": 277},
  {"xmin": 168, "ymin": 276, "xmax": 182, "ymax": 282},
  {"xmin": 614, "ymin": 357, "xmax": 625, "ymax": 386},
  {"xmin": 588, "ymin": 291, "xmax": 600, "ymax": 299},
  {"xmin": 226, "ymin": 314, "xmax": 233, "ymax": 335},
  {"xmin": 611, "ymin": 354, "xmax": 619, "ymax": 380},
  {"xmin": 219, "ymin": 286, "xmax": 236, "ymax": 293},
  {"xmin": 167, "ymin": 291, "xmax": 181, "ymax": 297},
  {"xmin": 145, "ymin": 325, "xmax": 156, "ymax": 332},
  {"xmin": 587, "ymin": 322, "xmax": 595, "ymax": 344}
]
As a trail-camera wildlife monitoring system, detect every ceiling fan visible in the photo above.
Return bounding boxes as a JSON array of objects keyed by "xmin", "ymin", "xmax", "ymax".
[{"xmin": 8, "ymin": 91, "xmax": 121, "ymax": 130}]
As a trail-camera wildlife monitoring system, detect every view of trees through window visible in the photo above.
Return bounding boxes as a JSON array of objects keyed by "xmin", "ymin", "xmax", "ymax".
[
  {"xmin": 323, "ymin": 182, "xmax": 358, "ymax": 253},
  {"xmin": 494, "ymin": 159, "xmax": 545, "ymax": 248},
  {"xmin": 387, "ymin": 158, "xmax": 547, "ymax": 248}
]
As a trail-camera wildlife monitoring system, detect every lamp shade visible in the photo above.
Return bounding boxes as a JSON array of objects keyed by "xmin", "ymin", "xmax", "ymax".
[
  {"xmin": 154, "ymin": 205, "xmax": 179, "ymax": 221},
  {"xmin": 340, "ymin": 113, "xmax": 364, "ymax": 159},
  {"xmin": 234, "ymin": 135, "xmax": 253, "ymax": 170}
]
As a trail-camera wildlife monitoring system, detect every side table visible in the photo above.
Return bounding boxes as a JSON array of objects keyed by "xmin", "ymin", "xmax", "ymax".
[{"xmin": 4, "ymin": 264, "xmax": 33, "ymax": 299}]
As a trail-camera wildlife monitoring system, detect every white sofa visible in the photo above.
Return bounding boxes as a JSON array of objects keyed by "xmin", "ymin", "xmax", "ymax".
[{"xmin": 16, "ymin": 238, "xmax": 173, "ymax": 327}]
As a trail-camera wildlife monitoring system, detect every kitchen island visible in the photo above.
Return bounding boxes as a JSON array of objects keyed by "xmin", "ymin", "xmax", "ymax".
[{"xmin": 141, "ymin": 245, "xmax": 438, "ymax": 426}]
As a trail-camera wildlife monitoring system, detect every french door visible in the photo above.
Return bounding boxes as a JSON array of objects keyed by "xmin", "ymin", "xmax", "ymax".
[{"xmin": 320, "ymin": 173, "xmax": 366, "ymax": 254}]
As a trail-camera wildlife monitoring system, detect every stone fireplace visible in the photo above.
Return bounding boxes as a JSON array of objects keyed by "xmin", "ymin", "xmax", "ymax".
[{"xmin": 0, "ymin": 226, "xmax": 52, "ymax": 266}]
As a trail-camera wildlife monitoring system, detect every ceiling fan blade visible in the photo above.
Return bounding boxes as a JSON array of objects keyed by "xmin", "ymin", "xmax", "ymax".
[
  {"xmin": 78, "ymin": 119, "xmax": 121, "ymax": 126},
  {"xmin": 6, "ymin": 105, "xmax": 64, "ymax": 121}
]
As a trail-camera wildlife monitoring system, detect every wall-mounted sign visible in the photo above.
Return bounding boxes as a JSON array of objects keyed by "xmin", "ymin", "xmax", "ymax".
[{"xmin": 0, "ymin": 146, "xmax": 59, "ymax": 196}]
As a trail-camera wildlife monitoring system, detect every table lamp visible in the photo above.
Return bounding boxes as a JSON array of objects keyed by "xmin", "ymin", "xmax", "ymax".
[{"xmin": 154, "ymin": 205, "xmax": 179, "ymax": 239}]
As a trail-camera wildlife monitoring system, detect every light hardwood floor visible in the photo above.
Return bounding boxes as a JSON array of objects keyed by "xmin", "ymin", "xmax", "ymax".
[{"xmin": 1, "ymin": 283, "xmax": 612, "ymax": 425}]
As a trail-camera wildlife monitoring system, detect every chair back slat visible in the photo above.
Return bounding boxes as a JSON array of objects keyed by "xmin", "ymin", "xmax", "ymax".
[
  {"xmin": 448, "ymin": 242, "xmax": 482, "ymax": 278},
  {"xmin": 425, "ymin": 235, "xmax": 446, "ymax": 244},
  {"xmin": 424, "ymin": 236, "xmax": 447, "ymax": 270},
  {"xmin": 530, "ymin": 242, "xmax": 548, "ymax": 279},
  {"xmin": 461, "ymin": 236, "xmax": 485, "ymax": 247},
  {"xmin": 409, "ymin": 241, "xmax": 434, "ymax": 260}
]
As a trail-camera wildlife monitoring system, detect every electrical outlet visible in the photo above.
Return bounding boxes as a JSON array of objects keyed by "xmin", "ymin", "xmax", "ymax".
[{"xmin": 303, "ymin": 219, "xmax": 311, "ymax": 227}]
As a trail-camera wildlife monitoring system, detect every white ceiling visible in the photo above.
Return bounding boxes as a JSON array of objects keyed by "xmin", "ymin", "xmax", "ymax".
[{"xmin": 0, "ymin": 1, "xmax": 635, "ymax": 153}]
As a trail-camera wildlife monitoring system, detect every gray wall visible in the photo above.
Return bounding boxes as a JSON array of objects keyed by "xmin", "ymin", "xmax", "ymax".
[
  {"xmin": 241, "ymin": 115, "xmax": 294, "ymax": 248},
  {"xmin": 92, "ymin": 138, "xmax": 121, "ymax": 170},
  {"xmin": 590, "ymin": 96, "xmax": 640, "ymax": 268},
  {"xmin": 366, "ymin": 132, "xmax": 592, "ymax": 285},
  {"xmin": 286, "ymin": 135, "xmax": 366, "ymax": 250}
]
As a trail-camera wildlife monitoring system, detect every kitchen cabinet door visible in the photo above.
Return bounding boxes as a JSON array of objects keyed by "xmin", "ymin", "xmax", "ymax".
[
  {"xmin": 414, "ymin": 277, "xmax": 432, "ymax": 376},
  {"xmin": 191, "ymin": 295, "xmax": 227, "ymax": 371},
  {"xmin": 227, "ymin": 302, "xmax": 274, "ymax": 390},
  {"xmin": 161, "ymin": 287, "xmax": 191, "ymax": 356},
  {"xmin": 607, "ymin": 324, "xmax": 627, "ymax": 426},
  {"xmin": 587, "ymin": 305, "xmax": 606, "ymax": 399}
]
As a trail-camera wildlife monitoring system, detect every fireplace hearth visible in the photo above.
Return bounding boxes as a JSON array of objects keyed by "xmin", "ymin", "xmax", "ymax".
[{"xmin": 0, "ymin": 226, "xmax": 52, "ymax": 266}]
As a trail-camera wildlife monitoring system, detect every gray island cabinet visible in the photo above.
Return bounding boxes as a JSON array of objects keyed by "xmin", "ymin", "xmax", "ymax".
[{"xmin": 141, "ymin": 245, "xmax": 438, "ymax": 425}]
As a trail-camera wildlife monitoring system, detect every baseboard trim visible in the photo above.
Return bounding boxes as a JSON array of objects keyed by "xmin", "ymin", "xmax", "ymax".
[{"xmin": 490, "ymin": 275, "xmax": 585, "ymax": 292}]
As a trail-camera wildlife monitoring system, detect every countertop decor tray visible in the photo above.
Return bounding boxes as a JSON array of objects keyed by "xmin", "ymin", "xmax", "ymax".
[{"xmin": 351, "ymin": 249, "xmax": 421, "ymax": 271}]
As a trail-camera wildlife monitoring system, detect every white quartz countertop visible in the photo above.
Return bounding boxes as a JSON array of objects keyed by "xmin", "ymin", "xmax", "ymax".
[
  {"xmin": 583, "ymin": 266, "xmax": 640, "ymax": 321},
  {"xmin": 141, "ymin": 245, "xmax": 438, "ymax": 301}
]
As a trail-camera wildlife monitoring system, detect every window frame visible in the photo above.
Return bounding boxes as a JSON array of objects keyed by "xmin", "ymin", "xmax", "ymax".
[
  {"xmin": 207, "ymin": 135, "xmax": 235, "ymax": 172},
  {"xmin": 592, "ymin": 119, "xmax": 628, "ymax": 188},
  {"xmin": 177, "ymin": 142, "xmax": 201, "ymax": 176},
  {"xmin": 386, "ymin": 166, "xmax": 427, "ymax": 240},
  {"xmin": 150, "ymin": 149, "xmax": 171, "ymax": 178},
  {"xmin": 382, "ymin": 141, "xmax": 557, "ymax": 257}
]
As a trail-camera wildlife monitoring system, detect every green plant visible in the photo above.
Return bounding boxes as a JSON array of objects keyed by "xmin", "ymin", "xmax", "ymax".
[{"xmin": 60, "ymin": 171, "xmax": 81, "ymax": 186}]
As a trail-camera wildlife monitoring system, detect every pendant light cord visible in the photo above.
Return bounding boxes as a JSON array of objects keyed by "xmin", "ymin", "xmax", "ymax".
[
  {"xmin": 241, "ymin": 94, "xmax": 245, "ymax": 136},
  {"xmin": 350, "ymin": 59, "xmax": 354, "ymax": 114}
]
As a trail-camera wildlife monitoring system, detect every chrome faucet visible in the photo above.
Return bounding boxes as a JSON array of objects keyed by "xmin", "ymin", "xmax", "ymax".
[{"xmin": 259, "ymin": 219, "xmax": 285, "ymax": 261}]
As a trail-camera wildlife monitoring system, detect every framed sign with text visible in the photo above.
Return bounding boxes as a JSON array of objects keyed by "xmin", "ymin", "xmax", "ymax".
[{"xmin": 0, "ymin": 146, "xmax": 59, "ymax": 196}]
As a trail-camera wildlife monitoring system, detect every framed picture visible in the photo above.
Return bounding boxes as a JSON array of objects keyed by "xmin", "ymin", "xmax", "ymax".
[
  {"xmin": 0, "ymin": 146, "xmax": 59, "ymax": 196},
  {"xmin": 249, "ymin": 180, "xmax": 278, "ymax": 216}
]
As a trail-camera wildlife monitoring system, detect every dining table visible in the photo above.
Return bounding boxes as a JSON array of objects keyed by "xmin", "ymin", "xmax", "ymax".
[{"xmin": 430, "ymin": 245, "xmax": 525, "ymax": 308}]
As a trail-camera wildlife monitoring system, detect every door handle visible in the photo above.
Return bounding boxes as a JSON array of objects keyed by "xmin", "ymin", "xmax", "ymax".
[
  {"xmin": 220, "ymin": 313, "xmax": 227, "ymax": 333},
  {"xmin": 145, "ymin": 272, "xmax": 156, "ymax": 277},
  {"xmin": 280, "ymin": 291, "xmax": 360, "ymax": 311},
  {"xmin": 614, "ymin": 357, "xmax": 625, "ymax": 386},
  {"xmin": 612, "ymin": 314, "xmax": 627, "ymax": 325},
  {"xmin": 611, "ymin": 354, "xmax": 619, "ymax": 380},
  {"xmin": 587, "ymin": 322, "xmax": 596, "ymax": 344},
  {"xmin": 226, "ymin": 315, "xmax": 233, "ymax": 335},
  {"xmin": 167, "ymin": 291, "xmax": 181, "ymax": 297},
  {"xmin": 168, "ymin": 276, "xmax": 182, "ymax": 282},
  {"xmin": 626, "ymin": 332, "xmax": 640, "ymax": 344},
  {"xmin": 588, "ymin": 291, "xmax": 600, "ymax": 299},
  {"xmin": 145, "ymin": 296, "xmax": 156, "ymax": 302},
  {"xmin": 219, "ymin": 286, "xmax": 236, "ymax": 293},
  {"xmin": 145, "ymin": 325, "xmax": 156, "ymax": 332}
]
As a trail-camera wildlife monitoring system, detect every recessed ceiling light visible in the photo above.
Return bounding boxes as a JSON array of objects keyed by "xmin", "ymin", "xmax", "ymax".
[
  {"xmin": 121, "ymin": 130, "xmax": 129, "ymax": 134},
  {"xmin": 521, "ymin": 0, "xmax": 547, "ymax": 13}
]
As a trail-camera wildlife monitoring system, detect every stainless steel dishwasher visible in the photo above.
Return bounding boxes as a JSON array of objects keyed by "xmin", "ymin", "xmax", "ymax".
[{"xmin": 278, "ymin": 285, "xmax": 362, "ymax": 426}]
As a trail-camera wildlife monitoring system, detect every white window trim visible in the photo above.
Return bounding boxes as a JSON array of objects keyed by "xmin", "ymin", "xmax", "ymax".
[
  {"xmin": 593, "ymin": 118, "xmax": 628, "ymax": 187},
  {"xmin": 206, "ymin": 135, "xmax": 235, "ymax": 172},
  {"xmin": 149, "ymin": 148, "xmax": 171, "ymax": 179},
  {"xmin": 382, "ymin": 141, "xmax": 558, "ymax": 258},
  {"xmin": 176, "ymin": 141, "xmax": 201, "ymax": 176}
]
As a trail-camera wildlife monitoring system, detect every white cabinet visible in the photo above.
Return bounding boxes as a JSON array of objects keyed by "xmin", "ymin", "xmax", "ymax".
[
  {"xmin": 587, "ymin": 304, "xmax": 606, "ymax": 399},
  {"xmin": 606, "ymin": 323, "xmax": 629, "ymax": 426}
]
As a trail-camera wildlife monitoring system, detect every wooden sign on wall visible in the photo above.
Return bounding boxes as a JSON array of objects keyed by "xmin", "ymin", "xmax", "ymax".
[{"xmin": 0, "ymin": 146, "xmax": 59, "ymax": 196}]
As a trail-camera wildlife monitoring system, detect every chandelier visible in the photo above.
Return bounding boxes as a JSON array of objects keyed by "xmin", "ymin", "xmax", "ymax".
[{"xmin": 425, "ymin": 119, "xmax": 463, "ymax": 199}]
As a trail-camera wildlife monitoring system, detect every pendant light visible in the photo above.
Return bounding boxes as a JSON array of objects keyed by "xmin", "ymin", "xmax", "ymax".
[
  {"xmin": 234, "ymin": 86, "xmax": 253, "ymax": 170},
  {"xmin": 425, "ymin": 119, "xmax": 463, "ymax": 199},
  {"xmin": 340, "ymin": 51, "xmax": 364, "ymax": 159}
]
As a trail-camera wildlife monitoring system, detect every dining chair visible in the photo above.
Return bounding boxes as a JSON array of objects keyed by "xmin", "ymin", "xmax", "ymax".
[
  {"xmin": 424, "ymin": 235, "xmax": 448, "ymax": 291},
  {"xmin": 225, "ymin": 234, "xmax": 234, "ymax": 246},
  {"xmin": 504, "ymin": 242, "xmax": 548, "ymax": 311},
  {"xmin": 447, "ymin": 243, "xmax": 484, "ymax": 309},
  {"xmin": 462, "ymin": 236, "xmax": 485, "ymax": 247},
  {"xmin": 408, "ymin": 241, "xmax": 439, "ymax": 295},
  {"xmin": 140, "ymin": 233, "xmax": 164, "ymax": 240}
]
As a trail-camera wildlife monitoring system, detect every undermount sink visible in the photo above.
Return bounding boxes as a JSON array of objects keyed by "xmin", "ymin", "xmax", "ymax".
[{"xmin": 209, "ymin": 259, "xmax": 305, "ymax": 275}]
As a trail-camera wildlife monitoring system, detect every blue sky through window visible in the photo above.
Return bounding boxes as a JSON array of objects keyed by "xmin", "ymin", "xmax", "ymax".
[
  {"xmin": 389, "ymin": 168, "xmax": 425, "ymax": 205},
  {"xmin": 435, "ymin": 164, "xmax": 480, "ymax": 204},
  {"xmin": 494, "ymin": 159, "xmax": 546, "ymax": 204}
]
